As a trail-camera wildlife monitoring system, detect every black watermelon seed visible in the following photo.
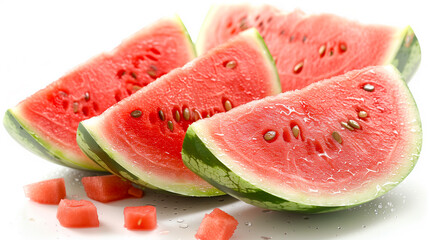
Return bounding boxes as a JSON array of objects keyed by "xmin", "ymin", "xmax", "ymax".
[
  {"xmin": 130, "ymin": 110, "xmax": 142, "ymax": 118},
  {"xmin": 264, "ymin": 130, "xmax": 277, "ymax": 141},
  {"xmin": 363, "ymin": 84, "xmax": 375, "ymax": 92}
]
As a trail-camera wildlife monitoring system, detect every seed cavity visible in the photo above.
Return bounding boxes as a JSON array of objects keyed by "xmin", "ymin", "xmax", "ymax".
[
  {"xmin": 167, "ymin": 121, "xmax": 174, "ymax": 132},
  {"xmin": 183, "ymin": 108, "xmax": 190, "ymax": 121},
  {"xmin": 332, "ymin": 131, "xmax": 342, "ymax": 144},
  {"xmin": 130, "ymin": 110, "xmax": 142, "ymax": 118},
  {"xmin": 132, "ymin": 85, "xmax": 142, "ymax": 91},
  {"xmin": 263, "ymin": 130, "xmax": 277, "ymax": 142},
  {"xmin": 225, "ymin": 60, "xmax": 237, "ymax": 69},
  {"xmin": 82, "ymin": 106, "xmax": 89, "ymax": 116},
  {"xmin": 363, "ymin": 84, "xmax": 375, "ymax": 92},
  {"xmin": 193, "ymin": 110, "xmax": 201, "ymax": 121},
  {"xmin": 72, "ymin": 102, "xmax": 79, "ymax": 113},
  {"xmin": 131, "ymin": 72, "xmax": 137, "ymax": 79},
  {"xmin": 339, "ymin": 43, "xmax": 347, "ymax": 53},
  {"xmin": 158, "ymin": 110, "xmax": 165, "ymax": 121},
  {"xmin": 224, "ymin": 100, "xmax": 232, "ymax": 111},
  {"xmin": 358, "ymin": 111, "xmax": 368, "ymax": 118},
  {"xmin": 239, "ymin": 17, "xmax": 248, "ymax": 30},
  {"xmin": 319, "ymin": 45, "xmax": 326, "ymax": 57},
  {"xmin": 341, "ymin": 121, "xmax": 354, "ymax": 131},
  {"xmin": 174, "ymin": 110, "xmax": 181, "ymax": 122},
  {"xmin": 302, "ymin": 35, "xmax": 307, "ymax": 42},
  {"xmin": 292, "ymin": 125, "xmax": 300, "ymax": 139},
  {"xmin": 147, "ymin": 65, "xmax": 157, "ymax": 79},
  {"xmin": 59, "ymin": 91, "xmax": 68, "ymax": 97},
  {"xmin": 293, "ymin": 62, "xmax": 304, "ymax": 74},
  {"xmin": 84, "ymin": 92, "xmax": 90, "ymax": 101},
  {"xmin": 117, "ymin": 69, "xmax": 126, "ymax": 78},
  {"xmin": 348, "ymin": 119, "xmax": 361, "ymax": 129}
]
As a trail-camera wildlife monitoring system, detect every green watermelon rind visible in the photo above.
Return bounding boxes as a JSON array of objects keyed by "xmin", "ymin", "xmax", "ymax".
[
  {"xmin": 76, "ymin": 123, "xmax": 160, "ymax": 189},
  {"xmin": 77, "ymin": 122, "xmax": 224, "ymax": 196},
  {"xmin": 389, "ymin": 26, "xmax": 421, "ymax": 82},
  {"xmin": 3, "ymin": 109, "xmax": 101, "ymax": 171},
  {"xmin": 3, "ymin": 15, "xmax": 196, "ymax": 172},
  {"xmin": 182, "ymin": 65, "xmax": 422, "ymax": 213},
  {"xmin": 77, "ymin": 28, "xmax": 281, "ymax": 197}
]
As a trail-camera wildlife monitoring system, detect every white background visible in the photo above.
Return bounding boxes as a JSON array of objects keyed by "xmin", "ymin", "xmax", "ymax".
[{"xmin": 0, "ymin": 0, "xmax": 427, "ymax": 239}]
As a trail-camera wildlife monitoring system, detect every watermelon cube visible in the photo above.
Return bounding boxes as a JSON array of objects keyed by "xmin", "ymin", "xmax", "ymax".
[
  {"xmin": 57, "ymin": 199, "xmax": 99, "ymax": 228},
  {"xmin": 81, "ymin": 174, "xmax": 133, "ymax": 203},
  {"xmin": 124, "ymin": 206, "xmax": 157, "ymax": 230},
  {"xmin": 23, "ymin": 178, "xmax": 66, "ymax": 204},
  {"xmin": 195, "ymin": 208, "xmax": 238, "ymax": 240},
  {"xmin": 127, "ymin": 186, "xmax": 144, "ymax": 198}
]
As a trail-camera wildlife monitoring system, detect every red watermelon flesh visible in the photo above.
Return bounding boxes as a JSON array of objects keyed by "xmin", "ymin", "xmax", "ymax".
[
  {"xmin": 77, "ymin": 29, "xmax": 281, "ymax": 196},
  {"xmin": 197, "ymin": 4, "xmax": 419, "ymax": 92},
  {"xmin": 81, "ymin": 175, "xmax": 134, "ymax": 203},
  {"xmin": 23, "ymin": 178, "xmax": 66, "ymax": 204},
  {"xmin": 4, "ymin": 16, "xmax": 195, "ymax": 171},
  {"xmin": 195, "ymin": 208, "xmax": 238, "ymax": 240},
  {"xmin": 182, "ymin": 65, "xmax": 422, "ymax": 211},
  {"xmin": 57, "ymin": 199, "xmax": 99, "ymax": 228}
]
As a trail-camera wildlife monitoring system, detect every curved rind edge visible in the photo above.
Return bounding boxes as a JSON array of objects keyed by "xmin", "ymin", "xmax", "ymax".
[
  {"xmin": 387, "ymin": 64, "xmax": 422, "ymax": 179},
  {"xmin": 77, "ymin": 122, "xmax": 160, "ymax": 189},
  {"xmin": 3, "ymin": 109, "xmax": 103, "ymax": 171},
  {"xmin": 182, "ymin": 125, "xmax": 348, "ymax": 213},
  {"xmin": 390, "ymin": 26, "xmax": 421, "ymax": 82},
  {"xmin": 250, "ymin": 28, "xmax": 282, "ymax": 94},
  {"xmin": 77, "ymin": 122, "xmax": 224, "ymax": 197},
  {"xmin": 172, "ymin": 14, "xmax": 198, "ymax": 59}
]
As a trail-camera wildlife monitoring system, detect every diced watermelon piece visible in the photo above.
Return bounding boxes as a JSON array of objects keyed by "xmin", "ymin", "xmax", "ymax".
[
  {"xmin": 23, "ymin": 178, "xmax": 66, "ymax": 204},
  {"xmin": 128, "ymin": 186, "xmax": 144, "ymax": 198},
  {"xmin": 195, "ymin": 208, "xmax": 238, "ymax": 240},
  {"xmin": 82, "ymin": 174, "xmax": 132, "ymax": 203},
  {"xmin": 57, "ymin": 199, "xmax": 99, "ymax": 228},
  {"xmin": 124, "ymin": 206, "xmax": 157, "ymax": 230}
]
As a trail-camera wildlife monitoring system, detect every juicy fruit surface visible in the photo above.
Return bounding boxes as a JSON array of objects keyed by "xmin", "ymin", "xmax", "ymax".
[
  {"xmin": 23, "ymin": 178, "xmax": 66, "ymax": 204},
  {"xmin": 197, "ymin": 4, "xmax": 420, "ymax": 92},
  {"xmin": 78, "ymin": 29, "xmax": 280, "ymax": 196},
  {"xmin": 195, "ymin": 208, "xmax": 238, "ymax": 240},
  {"xmin": 81, "ymin": 175, "xmax": 135, "ymax": 203},
  {"xmin": 57, "ymin": 199, "xmax": 99, "ymax": 228},
  {"xmin": 5, "ymin": 16, "xmax": 195, "ymax": 171},
  {"xmin": 124, "ymin": 206, "xmax": 157, "ymax": 230},
  {"xmin": 183, "ymin": 65, "xmax": 421, "ymax": 212}
]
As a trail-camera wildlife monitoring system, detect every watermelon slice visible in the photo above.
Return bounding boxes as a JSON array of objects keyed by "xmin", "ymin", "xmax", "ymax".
[
  {"xmin": 77, "ymin": 29, "xmax": 281, "ymax": 196},
  {"xmin": 182, "ymin": 65, "xmax": 422, "ymax": 213},
  {"xmin": 23, "ymin": 178, "xmax": 66, "ymax": 204},
  {"xmin": 197, "ymin": 4, "xmax": 421, "ymax": 92},
  {"xmin": 3, "ymin": 15, "xmax": 196, "ymax": 171}
]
